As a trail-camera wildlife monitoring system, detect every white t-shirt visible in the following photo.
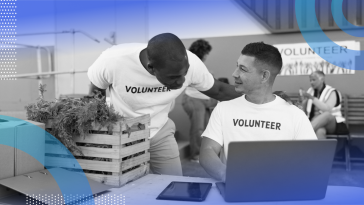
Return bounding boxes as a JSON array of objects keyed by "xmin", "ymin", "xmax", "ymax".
[
  {"xmin": 185, "ymin": 68, "xmax": 213, "ymax": 100},
  {"xmin": 88, "ymin": 43, "xmax": 215, "ymax": 138},
  {"xmin": 185, "ymin": 86, "xmax": 211, "ymax": 100},
  {"xmin": 202, "ymin": 95, "xmax": 317, "ymax": 158}
]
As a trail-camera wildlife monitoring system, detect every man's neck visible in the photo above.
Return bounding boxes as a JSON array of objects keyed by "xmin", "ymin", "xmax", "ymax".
[{"xmin": 245, "ymin": 88, "xmax": 275, "ymax": 104}]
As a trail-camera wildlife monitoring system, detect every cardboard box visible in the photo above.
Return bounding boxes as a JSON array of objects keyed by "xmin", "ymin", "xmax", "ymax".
[
  {"xmin": 0, "ymin": 119, "xmax": 45, "ymax": 198},
  {"xmin": 15, "ymin": 120, "xmax": 45, "ymax": 176},
  {"xmin": 0, "ymin": 121, "xmax": 17, "ymax": 180}
]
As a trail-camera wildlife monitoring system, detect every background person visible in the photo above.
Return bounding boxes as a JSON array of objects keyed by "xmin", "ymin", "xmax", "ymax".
[
  {"xmin": 88, "ymin": 33, "xmax": 242, "ymax": 176},
  {"xmin": 182, "ymin": 39, "xmax": 217, "ymax": 163},
  {"xmin": 301, "ymin": 71, "xmax": 349, "ymax": 139},
  {"xmin": 199, "ymin": 42, "xmax": 317, "ymax": 181}
]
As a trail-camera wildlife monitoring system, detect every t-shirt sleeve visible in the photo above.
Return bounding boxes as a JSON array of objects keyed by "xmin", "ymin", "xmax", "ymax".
[
  {"xmin": 201, "ymin": 103, "xmax": 224, "ymax": 146},
  {"xmin": 87, "ymin": 54, "xmax": 114, "ymax": 89},
  {"xmin": 187, "ymin": 52, "xmax": 215, "ymax": 92},
  {"xmin": 294, "ymin": 109, "xmax": 318, "ymax": 140}
]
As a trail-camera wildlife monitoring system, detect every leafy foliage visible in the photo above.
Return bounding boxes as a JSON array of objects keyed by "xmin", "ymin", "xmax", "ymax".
[{"xmin": 25, "ymin": 84, "xmax": 124, "ymax": 155}]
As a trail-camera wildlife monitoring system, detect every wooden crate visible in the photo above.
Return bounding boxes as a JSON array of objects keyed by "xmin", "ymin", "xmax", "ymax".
[{"xmin": 44, "ymin": 114, "xmax": 151, "ymax": 187}]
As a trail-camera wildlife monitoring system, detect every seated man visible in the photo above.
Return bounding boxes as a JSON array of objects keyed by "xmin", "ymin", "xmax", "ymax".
[
  {"xmin": 199, "ymin": 42, "xmax": 317, "ymax": 181},
  {"xmin": 301, "ymin": 71, "xmax": 349, "ymax": 139}
]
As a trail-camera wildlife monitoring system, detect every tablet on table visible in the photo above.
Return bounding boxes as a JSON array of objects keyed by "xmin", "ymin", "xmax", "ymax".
[{"xmin": 156, "ymin": 181, "xmax": 212, "ymax": 202}]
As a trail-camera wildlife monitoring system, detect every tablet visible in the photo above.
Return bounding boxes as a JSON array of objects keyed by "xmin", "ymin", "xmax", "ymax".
[{"xmin": 156, "ymin": 181, "xmax": 212, "ymax": 202}]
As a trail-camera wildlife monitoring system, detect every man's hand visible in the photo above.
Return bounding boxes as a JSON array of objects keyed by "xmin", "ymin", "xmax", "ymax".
[
  {"xmin": 89, "ymin": 82, "xmax": 106, "ymax": 97},
  {"xmin": 301, "ymin": 90, "xmax": 314, "ymax": 100}
]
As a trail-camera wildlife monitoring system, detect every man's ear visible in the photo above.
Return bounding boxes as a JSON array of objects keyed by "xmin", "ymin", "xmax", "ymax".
[
  {"xmin": 147, "ymin": 63, "xmax": 156, "ymax": 76},
  {"xmin": 261, "ymin": 70, "xmax": 271, "ymax": 83}
]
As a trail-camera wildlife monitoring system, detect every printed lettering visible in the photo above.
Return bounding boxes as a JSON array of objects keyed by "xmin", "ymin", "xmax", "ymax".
[
  {"xmin": 300, "ymin": 48, "xmax": 307, "ymax": 55},
  {"xmin": 293, "ymin": 48, "xmax": 299, "ymax": 56},
  {"xmin": 265, "ymin": 121, "xmax": 270, "ymax": 129},
  {"xmin": 308, "ymin": 48, "xmax": 315, "ymax": 55},
  {"xmin": 315, "ymin": 47, "xmax": 321, "ymax": 54},
  {"xmin": 249, "ymin": 120, "xmax": 254, "ymax": 127},
  {"xmin": 254, "ymin": 120, "xmax": 260, "ymax": 127},
  {"xmin": 340, "ymin": 46, "xmax": 348, "ymax": 53},
  {"xmin": 244, "ymin": 119, "xmax": 248, "ymax": 127},
  {"xmin": 126, "ymin": 86, "xmax": 132, "ymax": 92},
  {"xmin": 232, "ymin": 119, "xmax": 281, "ymax": 130},
  {"xmin": 284, "ymin": 49, "xmax": 292, "ymax": 56},
  {"xmin": 261, "ymin": 121, "xmax": 266, "ymax": 128},
  {"xmin": 271, "ymin": 122, "xmax": 275, "ymax": 129},
  {"xmin": 233, "ymin": 119, "xmax": 239, "ymax": 126},
  {"xmin": 276, "ymin": 123, "xmax": 281, "ymax": 130},
  {"xmin": 332, "ymin": 46, "xmax": 339, "ymax": 54},
  {"xmin": 125, "ymin": 86, "xmax": 175, "ymax": 94},
  {"xmin": 324, "ymin": 46, "xmax": 330, "ymax": 54}
]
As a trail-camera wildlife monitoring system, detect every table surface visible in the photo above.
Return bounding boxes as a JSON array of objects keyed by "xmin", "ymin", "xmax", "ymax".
[
  {"xmin": 1, "ymin": 174, "xmax": 364, "ymax": 205},
  {"xmin": 99, "ymin": 174, "xmax": 364, "ymax": 205}
]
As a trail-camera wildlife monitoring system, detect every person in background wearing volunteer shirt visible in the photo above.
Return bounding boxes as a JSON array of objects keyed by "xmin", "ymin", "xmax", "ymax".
[
  {"xmin": 87, "ymin": 33, "xmax": 242, "ymax": 176},
  {"xmin": 300, "ymin": 71, "xmax": 349, "ymax": 139},
  {"xmin": 182, "ymin": 39, "xmax": 217, "ymax": 163},
  {"xmin": 199, "ymin": 42, "xmax": 317, "ymax": 181}
]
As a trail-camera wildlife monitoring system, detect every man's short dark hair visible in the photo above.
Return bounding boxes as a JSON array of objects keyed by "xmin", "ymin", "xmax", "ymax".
[
  {"xmin": 189, "ymin": 39, "xmax": 212, "ymax": 60},
  {"xmin": 241, "ymin": 42, "xmax": 282, "ymax": 74},
  {"xmin": 147, "ymin": 33, "xmax": 187, "ymax": 68}
]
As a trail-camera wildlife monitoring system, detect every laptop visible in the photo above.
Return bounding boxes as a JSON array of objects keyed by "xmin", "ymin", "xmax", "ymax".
[{"xmin": 216, "ymin": 140, "xmax": 337, "ymax": 202}]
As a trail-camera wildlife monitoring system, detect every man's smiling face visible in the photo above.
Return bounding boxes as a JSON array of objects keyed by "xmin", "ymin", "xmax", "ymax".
[{"xmin": 232, "ymin": 54, "xmax": 262, "ymax": 94}]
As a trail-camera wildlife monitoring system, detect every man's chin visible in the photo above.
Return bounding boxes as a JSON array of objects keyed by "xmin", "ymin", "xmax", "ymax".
[{"xmin": 234, "ymin": 87, "xmax": 244, "ymax": 93}]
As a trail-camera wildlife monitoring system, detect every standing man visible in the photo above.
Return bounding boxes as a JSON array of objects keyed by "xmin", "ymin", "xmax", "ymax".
[
  {"xmin": 182, "ymin": 39, "xmax": 217, "ymax": 163},
  {"xmin": 87, "ymin": 33, "xmax": 241, "ymax": 176},
  {"xmin": 301, "ymin": 71, "xmax": 349, "ymax": 139},
  {"xmin": 199, "ymin": 42, "xmax": 317, "ymax": 181}
]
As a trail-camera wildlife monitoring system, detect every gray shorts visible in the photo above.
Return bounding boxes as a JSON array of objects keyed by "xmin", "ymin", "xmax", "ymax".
[{"xmin": 148, "ymin": 119, "xmax": 182, "ymax": 176}]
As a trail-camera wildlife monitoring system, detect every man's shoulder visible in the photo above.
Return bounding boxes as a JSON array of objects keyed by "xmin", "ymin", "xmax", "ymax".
[
  {"xmin": 186, "ymin": 50, "xmax": 205, "ymax": 67},
  {"xmin": 215, "ymin": 97, "xmax": 243, "ymax": 110},
  {"xmin": 285, "ymin": 104, "xmax": 307, "ymax": 120}
]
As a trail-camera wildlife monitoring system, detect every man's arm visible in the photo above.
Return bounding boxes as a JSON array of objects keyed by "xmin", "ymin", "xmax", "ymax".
[
  {"xmin": 303, "ymin": 91, "xmax": 336, "ymax": 112},
  {"xmin": 200, "ymin": 79, "xmax": 242, "ymax": 101},
  {"xmin": 313, "ymin": 92, "xmax": 337, "ymax": 111},
  {"xmin": 199, "ymin": 137, "xmax": 226, "ymax": 181},
  {"xmin": 89, "ymin": 82, "xmax": 106, "ymax": 97}
]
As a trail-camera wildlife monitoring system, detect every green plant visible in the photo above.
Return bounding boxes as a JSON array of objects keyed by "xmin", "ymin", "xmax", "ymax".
[{"xmin": 25, "ymin": 84, "xmax": 124, "ymax": 155}]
